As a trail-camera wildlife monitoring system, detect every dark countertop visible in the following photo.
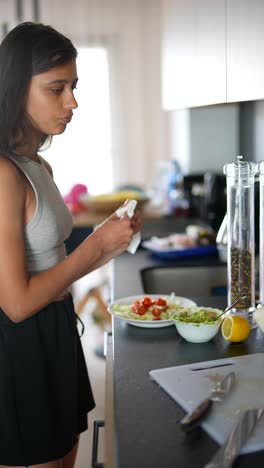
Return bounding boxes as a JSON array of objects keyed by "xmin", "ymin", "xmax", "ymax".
[
  {"xmin": 110, "ymin": 247, "xmax": 264, "ymax": 468},
  {"xmin": 112, "ymin": 304, "xmax": 264, "ymax": 468}
]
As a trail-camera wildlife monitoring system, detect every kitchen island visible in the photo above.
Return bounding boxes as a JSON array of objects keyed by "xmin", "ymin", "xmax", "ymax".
[
  {"xmin": 104, "ymin": 250, "xmax": 264, "ymax": 468},
  {"xmin": 111, "ymin": 311, "xmax": 264, "ymax": 468}
]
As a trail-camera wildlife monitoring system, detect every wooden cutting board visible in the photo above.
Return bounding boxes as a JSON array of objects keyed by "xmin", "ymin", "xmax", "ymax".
[{"xmin": 150, "ymin": 353, "xmax": 264, "ymax": 454}]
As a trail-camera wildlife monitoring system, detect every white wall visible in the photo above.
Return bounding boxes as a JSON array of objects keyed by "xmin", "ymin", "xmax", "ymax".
[
  {"xmin": 0, "ymin": 0, "xmax": 169, "ymax": 189},
  {"xmin": 0, "ymin": 0, "xmax": 16, "ymax": 29},
  {"xmin": 39, "ymin": 0, "xmax": 169, "ymax": 189}
]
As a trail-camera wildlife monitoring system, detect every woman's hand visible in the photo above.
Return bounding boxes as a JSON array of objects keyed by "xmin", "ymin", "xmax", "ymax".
[
  {"xmin": 78, "ymin": 204, "xmax": 143, "ymax": 274},
  {"xmin": 112, "ymin": 198, "xmax": 142, "ymax": 235},
  {"xmin": 92, "ymin": 212, "xmax": 133, "ymax": 258}
]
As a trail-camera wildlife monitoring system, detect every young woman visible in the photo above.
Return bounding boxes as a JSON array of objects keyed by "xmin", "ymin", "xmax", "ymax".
[{"xmin": 0, "ymin": 22, "xmax": 141, "ymax": 468}]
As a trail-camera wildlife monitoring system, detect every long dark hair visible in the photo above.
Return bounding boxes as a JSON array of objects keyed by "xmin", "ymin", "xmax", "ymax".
[{"xmin": 0, "ymin": 22, "xmax": 77, "ymax": 153}]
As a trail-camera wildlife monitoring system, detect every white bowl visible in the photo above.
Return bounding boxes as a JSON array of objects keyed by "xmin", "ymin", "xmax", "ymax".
[{"xmin": 172, "ymin": 307, "xmax": 222, "ymax": 343}]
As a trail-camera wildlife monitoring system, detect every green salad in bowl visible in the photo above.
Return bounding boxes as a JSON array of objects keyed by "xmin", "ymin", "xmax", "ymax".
[{"xmin": 171, "ymin": 306, "xmax": 223, "ymax": 343}]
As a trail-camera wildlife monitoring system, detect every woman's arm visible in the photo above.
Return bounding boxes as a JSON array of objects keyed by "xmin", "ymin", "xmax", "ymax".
[{"xmin": 0, "ymin": 158, "xmax": 133, "ymax": 322}]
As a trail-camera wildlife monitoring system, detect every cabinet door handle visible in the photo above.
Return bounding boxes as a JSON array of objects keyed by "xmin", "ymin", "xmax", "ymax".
[
  {"xmin": 104, "ymin": 331, "xmax": 112, "ymax": 357},
  {"xmin": 92, "ymin": 419, "xmax": 105, "ymax": 468}
]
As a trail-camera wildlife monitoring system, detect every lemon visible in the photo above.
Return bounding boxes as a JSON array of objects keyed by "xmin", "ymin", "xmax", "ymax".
[{"xmin": 221, "ymin": 315, "xmax": 250, "ymax": 342}]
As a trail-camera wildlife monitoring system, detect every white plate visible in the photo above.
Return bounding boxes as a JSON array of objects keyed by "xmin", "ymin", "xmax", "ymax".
[{"xmin": 108, "ymin": 294, "xmax": 197, "ymax": 328}]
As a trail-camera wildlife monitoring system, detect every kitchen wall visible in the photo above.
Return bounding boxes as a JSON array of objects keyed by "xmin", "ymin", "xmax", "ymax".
[
  {"xmin": 170, "ymin": 104, "xmax": 240, "ymax": 174},
  {"xmin": 0, "ymin": 0, "xmax": 168, "ymax": 189},
  {"xmin": 40, "ymin": 0, "xmax": 169, "ymax": 189}
]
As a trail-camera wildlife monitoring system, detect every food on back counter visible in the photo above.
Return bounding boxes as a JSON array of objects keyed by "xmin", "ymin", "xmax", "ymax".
[
  {"xmin": 148, "ymin": 225, "xmax": 216, "ymax": 251},
  {"xmin": 186, "ymin": 225, "xmax": 216, "ymax": 245},
  {"xmin": 113, "ymin": 296, "xmax": 183, "ymax": 321},
  {"xmin": 90, "ymin": 191, "xmax": 144, "ymax": 202},
  {"xmin": 149, "ymin": 234, "xmax": 196, "ymax": 250},
  {"xmin": 79, "ymin": 190, "xmax": 149, "ymax": 213}
]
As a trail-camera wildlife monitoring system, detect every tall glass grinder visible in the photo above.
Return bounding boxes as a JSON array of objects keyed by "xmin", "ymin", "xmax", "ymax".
[
  {"xmin": 224, "ymin": 156, "xmax": 257, "ymax": 327},
  {"xmin": 259, "ymin": 161, "xmax": 264, "ymax": 305}
]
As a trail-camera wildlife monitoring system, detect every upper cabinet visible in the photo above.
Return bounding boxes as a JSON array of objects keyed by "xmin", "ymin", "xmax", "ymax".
[
  {"xmin": 227, "ymin": 0, "xmax": 264, "ymax": 102},
  {"xmin": 162, "ymin": 0, "xmax": 264, "ymax": 109},
  {"xmin": 162, "ymin": 0, "xmax": 226, "ymax": 110}
]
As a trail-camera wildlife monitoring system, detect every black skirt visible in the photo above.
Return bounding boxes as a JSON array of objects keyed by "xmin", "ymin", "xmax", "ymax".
[{"xmin": 0, "ymin": 294, "xmax": 95, "ymax": 466}]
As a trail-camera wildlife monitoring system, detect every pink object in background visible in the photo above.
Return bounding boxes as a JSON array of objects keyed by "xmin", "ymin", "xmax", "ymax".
[{"xmin": 64, "ymin": 184, "xmax": 88, "ymax": 214}]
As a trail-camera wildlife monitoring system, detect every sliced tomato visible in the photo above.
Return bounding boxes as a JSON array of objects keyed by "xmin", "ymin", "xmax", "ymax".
[
  {"xmin": 137, "ymin": 305, "xmax": 147, "ymax": 316},
  {"xmin": 155, "ymin": 297, "xmax": 167, "ymax": 307},
  {"xmin": 152, "ymin": 307, "xmax": 162, "ymax": 317},
  {"xmin": 130, "ymin": 300, "xmax": 141, "ymax": 313},
  {"xmin": 142, "ymin": 297, "xmax": 152, "ymax": 308},
  {"xmin": 153, "ymin": 317, "xmax": 161, "ymax": 321}
]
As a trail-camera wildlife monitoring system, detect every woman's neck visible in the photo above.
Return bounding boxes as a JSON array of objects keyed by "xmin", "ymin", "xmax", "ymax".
[{"xmin": 14, "ymin": 132, "xmax": 42, "ymax": 161}]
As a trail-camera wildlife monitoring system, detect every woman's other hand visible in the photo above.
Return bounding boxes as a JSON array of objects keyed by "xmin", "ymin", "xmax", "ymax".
[
  {"xmin": 92, "ymin": 212, "xmax": 133, "ymax": 258},
  {"xmin": 112, "ymin": 198, "xmax": 142, "ymax": 235}
]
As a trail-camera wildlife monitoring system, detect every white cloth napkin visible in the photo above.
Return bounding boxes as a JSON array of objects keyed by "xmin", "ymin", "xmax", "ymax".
[{"xmin": 115, "ymin": 200, "xmax": 141, "ymax": 254}]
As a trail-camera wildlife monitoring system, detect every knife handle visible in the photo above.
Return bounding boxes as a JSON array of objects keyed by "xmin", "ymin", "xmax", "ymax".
[
  {"xmin": 180, "ymin": 398, "xmax": 212, "ymax": 431},
  {"xmin": 203, "ymin": 408, "xmax": 264, "ymax": 468}
]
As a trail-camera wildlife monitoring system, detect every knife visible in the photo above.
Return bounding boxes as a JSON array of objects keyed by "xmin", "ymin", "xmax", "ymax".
[
  {"xmin": 180, "ymin": 371, "xmax": 236, "ymax": 431},
  {"xmin": 204, "ymin": 407, "xmax": 264, "ymax": 468}
]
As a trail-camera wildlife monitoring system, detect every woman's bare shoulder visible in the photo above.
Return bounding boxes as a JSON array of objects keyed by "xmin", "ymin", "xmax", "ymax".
[
  {"xmin": 0, "ymin": 154, "xmax": 19, "ymax": 174},
  {"xmin": 0, "ymin": 154, "xmax": 25, "ymax": 197}
]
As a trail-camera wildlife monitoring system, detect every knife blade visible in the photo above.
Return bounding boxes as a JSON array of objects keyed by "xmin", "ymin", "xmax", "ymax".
[
  {"xmin": 204, "ymin": 407, "xmax": 264, "ymax": 468},
  {"xmin": 180, "ymin": 371, "xmax": 236, "ymax": 431}
]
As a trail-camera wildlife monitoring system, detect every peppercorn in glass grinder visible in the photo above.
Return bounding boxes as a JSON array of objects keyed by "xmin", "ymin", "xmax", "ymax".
[{"xmin": 224, "ymin": 156, "xmax": 257, "ymax": 326}]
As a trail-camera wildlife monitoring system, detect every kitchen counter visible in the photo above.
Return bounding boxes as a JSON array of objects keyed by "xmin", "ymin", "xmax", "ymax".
[
  {"xmin": 111, "ymin": 307, "xmax": 264, "ymax": 468},
  {"xmin": 68, "ymin": 213, "xmax": 201, "ymax": 255},
  {"xmin": 72, "ymin": 209, "xmax": 164, "ymax": 228},
  {"xmin": 104, "ymin": 249, "xmax": 264, "ymax": 468},
  {"xmin": 72, "ymin": 211, "xmax": 204, "ymax": 239}
]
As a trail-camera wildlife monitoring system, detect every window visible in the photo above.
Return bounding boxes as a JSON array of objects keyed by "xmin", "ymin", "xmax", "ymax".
[{"xmin": 43, "ymin": 47, "xmax": 113, "ymax": 196}]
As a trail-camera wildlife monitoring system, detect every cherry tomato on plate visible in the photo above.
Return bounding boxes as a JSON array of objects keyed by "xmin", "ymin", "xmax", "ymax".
[
  {"xmin": 153, "ymin": 317, "xmax": 161, "ymax": 321},
  {"xmin": 142, "ymin": 297, "xmax": 152, "ymax": 308},
  {"xmin": 137, "ymin": 305, "xmax": 147, "ymax": 316},
  {"xmin": 152, "ymin": 307, "xmax": 162, "ymax": 318},
  {"xmin": 155, "ymin": 298, "xmax": 167, "ymax": 307},
  {"xmin": 130, "ymin": 300, "xmax": 141, "ymax": 313}
]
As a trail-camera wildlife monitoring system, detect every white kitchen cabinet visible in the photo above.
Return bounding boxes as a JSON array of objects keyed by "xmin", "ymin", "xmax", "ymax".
[
  {"xmin": 227, "ymin": 0, "xmax": 264, "ymax": 102},
  {"xmin": 162, "ymin": 0, "xmax": 226, "ymax": 110}
]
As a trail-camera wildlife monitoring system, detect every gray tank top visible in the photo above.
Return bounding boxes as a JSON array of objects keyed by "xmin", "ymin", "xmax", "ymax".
[{"xmin": 5, "ymin": 153, "xmax": 73, "ymax": 275}]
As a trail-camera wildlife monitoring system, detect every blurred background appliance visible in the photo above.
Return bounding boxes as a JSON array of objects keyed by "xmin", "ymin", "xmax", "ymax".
[{"xmin": 183, "ymin": 172, "xmax": 226, "ymax": 231}]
